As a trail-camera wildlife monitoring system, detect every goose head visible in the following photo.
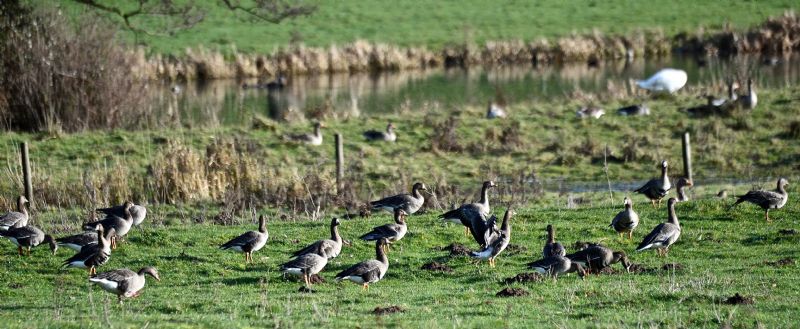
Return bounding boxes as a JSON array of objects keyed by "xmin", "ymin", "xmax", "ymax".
[
  {"xmin": 331, "ymin": 217, "xmax": 341, "ymax": 227},
  {"xmin": 777, "ymin": 178, "xmax": 789, "ymax": 190},
  {"xmin": 393, "ymin": 208, "xmax": 407, "ymax": 224},
  {"xmin": 614, "ymin": 251, "xmax": 631, "ymax": 273},
  {"xmin": 623, "ymin": 197, "xmax": 632, "ymax": 208},
  {"xmin": 483, "ymin": 181, "xmax": 498, "ymax": 189},
  {"xmin": 258, "ymin": 215, "xmax": 267, "ymax": 233},
  {"xmin": 412, "ymin": 182, "xmax": 428, "ymax": 193},
  {"xmin": 139, "ymin": 266, "xmax": 161, "ymax": 281},
  {"xmin": 386, "ymin": 122, "xmax": 395, "ymax": 133},
  {"xmin": 661, "ymin": 160, "xmax": 668, "ymax": 169},
  {"xmin": 677, "ymin": 177, "xmax": 693, "ymax": 188}
]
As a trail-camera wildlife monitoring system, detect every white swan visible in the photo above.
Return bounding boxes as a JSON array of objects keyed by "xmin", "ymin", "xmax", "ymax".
[{"xmin": 636, "ymin": 68, "xmax": 688, "ymax": 94}]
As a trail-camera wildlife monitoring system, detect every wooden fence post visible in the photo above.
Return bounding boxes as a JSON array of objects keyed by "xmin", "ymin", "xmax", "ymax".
[
  {"xmin": 335, "ymin": 133, "xmax": 344, "ymax": 195},
  {"xmin": 681, "ymin": 132, "xmax": 692, "ymax": 181},
  {"xmin": 21, "ymin": 142, "xmax": 32, "ymax": 203}
]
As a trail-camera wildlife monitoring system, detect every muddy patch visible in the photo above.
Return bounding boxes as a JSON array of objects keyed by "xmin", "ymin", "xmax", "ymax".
[
  {"xmin": 309, "ymin": 274, "xmax": 325, "ymax": 284},
  {"xmin": 421, "ymin": 261, "xmax": 453, "ymax": 273},
  {"xmin": 373, "ymin": 305, "xmax": 405, "ymax": 315},
  {"xmin": 496, "ymin": 287, "xmax": 529, "ymax": 297},
  {"xmin": 627, "ymin": 263, "xmax": 652, "ymax": 274},
  {"xmin": 764, "ymin": 257, "xmax": 795, "ymax": 267},
  {"xmin": 778, "ymin": 229, "xmax": 797, "ymax": 235},
  {"xmin": 503, "ymin": 272, "xmax": 544, "ymax": 284},
  {"xmin": 504, "ymin": 244, "xmax": 528, "ymax": 256},
  {"xmin": 724, "ymin": 293, "xmax": 754, "ymax": 305},
  {"xmin": 661, "ymin": 263, "xmax": 685, "ymax": 271},
  {"xmin": 440, "ymin": 243, "xmax": 471, "ymax": 257}
]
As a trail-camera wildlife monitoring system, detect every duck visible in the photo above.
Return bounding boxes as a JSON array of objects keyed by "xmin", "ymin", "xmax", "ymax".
[
  {"xmin": 363, "ymin": 122, "xmax": 397, "ymax": 142},
  {"xmin": 732, "ymin": 178, "xmax": 789, "ymax": 222},
  {"xmin": 675, "ymin": 177, "xmax": 694, "ymax": 202},
  {"xmin": 486, "ymin": 101, "xmax": 507, "ymax": 119},
  {"xmin": 83, "ymin": 201, "xmax": 135, "ymax": 249},
  {"xmin": 609, "ymin": 197, "xmax": 639, "ymax": 239},
  {"xmin": 219, "ymin": 215, "xmax": 269, "ymax": 264},
  {"xmin": 636, "ymin": 198, "xmax": 681, "ymax": 256},
  {"xmin": 542, "ymin": 224, "xmax": 566, "ymax": 257},
  {"xmin": 636, "ymin": 68, "xmax": 688, "ymax": 94},
  {"xmin": 576, "ymin": 107, "xmax": 605, "ymax": 119},
  {"xmin": 737, "ymin": 78, "xmax": 757, "ymax": 110},
  {"xmin": 96, "ymin": 202, "xmax": 147, "ymax": 227},
  {"xmin": 360, "ymin": 208, "xmax": 407, "ymax": 252},
  {"xmin": 634, "ymin": 160, "xmax": 671, "ymax": 208},
  {"xmin": 290, "ymin": 217, "xmax": 343, "ymax": 259},
  {"xmin": 89, "ymin": 267, "xmax": 160, "ymax": 304},
  {"xmin": 617, "ymin": 104, "xmax": 650, "ymax": 116},
  {"xmin": 56, "ymin": 231, "xmax": 99, "ymax": 252},
  {"xmin": 471, "ymin": 209, "xmax": 513, "ymax": 267},
  {"xmin": 63, "ymin": 225, "xmax": 115, "ymax": 276},
  {"xmin": 0, "ymin": 225, "xmax": 56, "ymax": 256},
  {"xmin": 370, "ymin": 182, "xmax": 427, "ymax": 215},
  {"xmin": 283, "ymin": 122, "xmax": 324, "ymax": 146},
  {"xmin": 439, "ymin": 181, "xmax": 497, "ymax": 238},
  {"xmin": 566, "ymin": 245, "xmax": 631, "ymax": 273},
  {"xmin": 528, "ymin": 255, "xmax": 587, "ymax": 280},
  {"xmin": 280, "ymin": 253, "xmax": 328, "ymax": 286},
  {"xmin": 335, "ymin": 238, "xmax": 389, "ymax": 291},
  {"xmin": 0, "ymin": 195, "xmax": 29, "ymax": 231}
]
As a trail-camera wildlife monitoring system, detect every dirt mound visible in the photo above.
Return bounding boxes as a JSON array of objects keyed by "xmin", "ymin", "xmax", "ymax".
[
  {"xmin": 661, "ymin": 263, "xmax": 685, "ymax": 271},
  {"xmin": 504, "ymin": 244, "xmax": 528, "ymax": 255},
  {"xmin": 778, "ymin": 229, "xmax": 797, "ymax": 235},
  {"xmin": 496, "ymin": 287, "xmax": 529, "ymax": 297},
  {"xmin": 421, "ymin": 262, "xmax": 453, "ymax": 273},
  {"xmin": 442, "ymin": 243, "xmax": 471, "ymax": 257},
  {"xmin": 764, "ymin": 258, "xmax": 795, "ymax": 267},
  {"xmin": 309, "ymin": 274, "xmax": 326, "ymax": 284},
  {"xmin": 724, "ymin": 293, "xmax": 754, "ymax": 305},
  {"xmin": 503, "ymin": 272, "xmax": 544, "ymax": 284},
  {"xmin": 627, "ymin": 263, "xmax": 652, "ymax": 274},
  {"xmin": 373, "ymin": 306, "xmax": 405, "ymax": 315}
]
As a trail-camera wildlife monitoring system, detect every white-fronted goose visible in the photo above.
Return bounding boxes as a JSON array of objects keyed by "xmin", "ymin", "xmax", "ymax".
[
  {"xmin": 636, "ymin": 198, "xmax": 681, "ymax": 256},
  {"xmin": 486, "ymin": 101, "xmax": 506, "ymax": 119},
  {"xmin": 610, "ymin": 197, "xmax": 639, "ymax": 239},
  {"xmin": 471, "ymin": 209, "xmax": 513, "ymax": 267},
  {"xmin": 370, "ymin": 182, "xmax": 427, "ymax": 215},
  {"xmin": 634, "ymin": 160, "xmax": 671, "ymax": 208},
  {"xmin": 576, "ymin": 107, "xmax": 605, "ymax": 119},
  {"xmin": 686, "ymin": 96, "xmax": 722, "ymax": 117},
  {"xmin": 89, "ymin": 267, "xmax": 160, "ymax": 304},
  {"xmin": 711, "ymin": 80, "xmax": 738, "ymax": 107},
  {"xmin": 363, "ymin": 122, "xmax": 396, "ymax": 142},
  {"xmin": 566, "ymin": 245, "xmax": 631, "ymax": 273},
  {"xmin": 737, "ymin": 78, "xmax": 757, "ymax": 110},
  {"xmin": 219, "ymin": 215, "xmax": 269, "ymax": 263},
  {"xmin": 63, "ymin": 226, "xmax": 114, "ymax": 276},
  {"xmin": 291, "ymin": 217, "xmax": 343, "ymax": 259},
  {"xmin": 732, "ymin": 178, "xmax": 789, "ymax": 222},
  {"xmin": 0, "ymin": 225, "xmax": 56, "ymax": 256},
  {"xmin": 0, "ymin": 196, "xmax": 29, "ymax": 231},
  {"xmin": 617, "ymin": 104, "xmax": 650, "ymax": 116},
  {"xmin": 280, "ymin": 253, "xmax": 328, "ymax": 286},
  {"xmin": 676, "ymin": 178, "xmax": 693, "ymax": 202},
  {"xmin": 439, "ymin": 181, "xmax": 496, "ymax": 238},
  {"xmin": 636, "ymin": 68, "xmax": 687, "ymax": 94},
  {"xmin": 97, "ymin": 203, "xmax": 147, "ymax": 227},
  {"xmin": 528, "ymin": 255, "xmax": 587, "ymax": 280},
  {"xmin": 543, "ymin": 224, "xmax": 566, "ymax": 257},
  {"xmin": 83, "ymin": 201, "xmax": 135, "ymax": 249},
  {"xmin": 360, "ymin": 208, "xmax": 407, "ymax": 252},
  {"xmin": 283, "ymin": 122, "xmax": 324, "ymax": 146},
  {"xmin": 335, "ymin": 238, "xmax": 389, "ymax": 291},
  {"xmin": 56, "ymin": 231, "xmax": 98, "ymax": 252}
]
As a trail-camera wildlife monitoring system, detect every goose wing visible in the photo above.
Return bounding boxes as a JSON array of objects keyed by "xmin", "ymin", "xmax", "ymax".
[
  {"xmin": 636, "ymin": 223, "xmax": 679, "ymax": 251},
  {"xmin": 220, "ymin": 231, "xmax": 260, "ymax": 250},
  {"xmin": 527, "ymin": 256, "xmax": 562, "ymax": 271},
  {"xmin": 336, "ymin": 260, "xmax": 381, "ymax": 281},
  {"xmin": 291, "ymin": 240, "xmax": 324, "ymax": 258},
  {"xmin": 0, "ymin": 211, "xmax": 26, "ymax": 229},
  {"xmin": 360, "ymin": 224, "xmax": 402, "ymax": 241},
  {"xmin": 370, "ymin": 194, "xmax": 412, "ymax": 209},
  {"xmin": 281, "ymin": 254, "xmax": 323, "ymax": 271},
  {"xmin": 734, "ymin": 190, "xmax": 784, "ymax": 209}
]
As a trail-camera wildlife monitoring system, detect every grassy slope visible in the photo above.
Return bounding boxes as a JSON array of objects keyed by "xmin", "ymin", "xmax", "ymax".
[
  {"xmin": 57, "ymin": 0, "xmax": 798, "ymax": 55},
  {"xmin": 0, "ymin": 195, "xmax": 798, "ymax": 328}
]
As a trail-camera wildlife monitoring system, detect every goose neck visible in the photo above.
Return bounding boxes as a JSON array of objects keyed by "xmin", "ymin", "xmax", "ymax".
[
  {"xmin": 376, "ymin": 243, "xmax": 388, "ymax": 264},
  {"xmin": 668, "ymin": 203, "xmax": 679, "ymax": 225}
]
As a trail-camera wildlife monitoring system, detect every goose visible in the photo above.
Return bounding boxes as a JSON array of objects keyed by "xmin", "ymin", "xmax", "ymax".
[
  {"xmin": 363, "ymin": 122, "xmax": 396, "ymax": 142},
  {"xmin": 83, "ymin": 201, "xmax": 135, "ymax": 249},
  {"xmin": 610, "ymin": 197, "xmax": 639, "ymax": 239},
  {"xmin": 290, "ymin": 217, "xmax": 343, "ymax": 259},
  {"xmin": 576, "ymin": 107, "xmax": 605, "ymax": 119},
  {"xmin": 219, "ymin": 215, "xmax": 269, "ymax": 263},
  {"xmin": 96, "ymin": 202, "xmax": 147, "ymax": 227},
  {"xmin": 439, "ymin": 181, "xmax": 497, "ymax": 238},
  {"xmin": 676, "ymin": 178, "xmax": 694, "ymax": 202},
  {"xmin": 634, "ymin": 160, "xmax": 671, "ymax": 208},
  {"xmin": 486, "ymin": 101, "xmax": 507, "ymax": 119},
  {"xmin": 528, "ymin": 255, "xmax": 587, "ymax": 280},
  {"xmin": 471, "ymin": 209, "xmax": 513, "ymax": 267},
  {"xmin": 636, "ymin": 198, "xmax": 681, "ymax": 256},
  {"xmin": 280, "ymin": 253, "xmax": 328, "ymax": 286},
  {"xmin": 56, "ymin": 231, "xmax": 98, "ymax": 252},
  {"xmin": 711, "ymin": 80, "xmax": 738, "ymax": 107},
  {"xmin": 283, "ymin": 122, "xmax": 324, "ymax": 146},
  {"xmin": 370, "ymin": 182, "xmax": 427, "ymax": 215},
  {"xmin": 63, "ymin": 225, "xmax": 114, "ymax": 276},
  {"xmin": 737, "ymin": 78, "xmax": 757, "ymax": 110},
  {"xmin": 566, "ymin": 245, "xmax": 631, "ymax": 273},
  {"xmin": 89, "ymin": 267, "xmax": 160, "ymax": 304},
  {"xmin": 617, "ymin": 104, "xmax": 650, "ymax": 116},
  {"xmin": 636, "ymin": 68, "xmax": 687, "ymax": 94},
  {"xmin": 0, "ymin": 196, "xmax": 29, "ymax": 231},
  {"xmin": 360, "ymin": 208, "xmax": 407, "ymax": 252},
  {"xmin": 732, "ymin": 178, "xmax": 789, "ymax": 222},
  {"xmin": 686, "ymin": 96, "xmax": 722, "ymax": 117},
  {"xmin": 0, "ymin": 225, "xmax": 56, "ymax": 256},
  {"xmin": 335, "ymin": 238, "xmax": 389, "ymax": 291},
  {"xmin": 543, "ymin": 224, "xmax": 566, "ymax": 257}
]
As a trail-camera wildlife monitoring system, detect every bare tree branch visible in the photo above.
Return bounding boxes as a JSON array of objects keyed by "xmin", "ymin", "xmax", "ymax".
[{"xmin": 221, "ymin": 0, "xmax": 316, "ymax": 23}]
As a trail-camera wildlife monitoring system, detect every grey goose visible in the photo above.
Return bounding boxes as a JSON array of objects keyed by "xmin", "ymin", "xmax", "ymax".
[
  {"xmin": 280, "ymin": 253, "xmax": 328, "ymax": 286},
  {"xmin": 543, "ymin": 224, "xmax": 566, "ymax": 257},
  {"xmin": 89, "ymin": 267, "xmax": 160, "ymax": 304},
  {"xmin": 737, "ymin": 78, "xmax": 757, "ymax": 110},
  {"xmin": 566, "ymin": 245, "xmax": 631, "ymax": 273},
  {"xmin": 83, "ymin": 201, "xmax": 135, "ymax": 249},
  {"xmin": 636, "ymin": 198, "xmax": 681, "ymax": 256},
  {"xmin": 0, "ymin": 225, "xmax": 56, "ymax": 256},
  {"xmin": 219, "ymin": 215, "xmax": 269, "ymax": 263},
  {"xmin": 576, "ymin": 107, "xmax": 605, "ymax": 119},
  {"xmin": 528, "ymin": 255, "xmax": 587, "ymax": 280},
  {"xmin": 56, "ymin": 231, "xmax": 99, "ymax": 252},
  {"xmin": 732, "ymin": 178, "xmax": 789, "ymax": 222},
  {"xmin": 0, "ymin": 195, "xmax": 29, "ymax": 231},
  {"xmin": 471, "ymin": 209, "xmax": 513, "ymax": 267},
  {"xmin": 97, "ymin": 202, "xmax": 147, "ymax": 227},
  {"xmin": 291, "ymin": 217, "xmax": 343, "ymax": 259},
  {"xmin": 675, "ymin": 178, "xmax": 693, "ymax": 202},
  {"xmin": 634, "ymin": 160, "xmax": 671, "ymax": 208},
  {"xmin": 335, "ymin": 238, "xmax": 389, "ymax": 291},
  {"xmin": 711, "ymin": 80, "xmax": 738, "ymax": 107},
  {"xmin": 360, "ymin": 208, "xmax": 407, "ymax": 252},
  {"xmin": 363, "ymin": 122, "xmax": 396, "ymax": 142},
  {"xmin": 63, "ymin": 225, "xmax": 115, "ymax": 276},
  {"xmin": 617, "ymin": 104, "xmax": 650, "ymax": 116},
  {"xmin": 283, "ymin": 122, "xmax": 324, "ymax": 146},
  {"xmin": 439, "ymin": 181, "xmax": 497, "ymax": 239},
  {"xmin": 486, "ymin": 101, "xmax": 507, "ymax": 119},
  {"xmin": 610, "ymin": 197, "xmax": 639, "ymax": 239},
  {"xmin": 370, "ymin": 182, "xmax": 427, "ymax": 215}
]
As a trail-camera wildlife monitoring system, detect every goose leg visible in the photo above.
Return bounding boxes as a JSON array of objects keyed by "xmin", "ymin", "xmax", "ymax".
[
  {"xmin": 628, "ymin": 231, "xmax": 633, "ymax": 240},
  {"xmin": 17, "ymin": 246, "xmax": 22, "ymax": 256},
  {"xmin": 111, "ymin": 237, "xmax": 117, "ymax": 250},
  {"xmin": 651, "ymin": 200, "xmax": 656, "ymax": 208},
  {"xmin": 118, "ymin": 295, "xmax": 123, "ymax": 304},
  {"xmin": 27, "ymin": 247, "xmax": 31, "ymax": 256},
  {"xmin": 765, "ymin": 210, "xmax": 771, "ymax": 222},
  {"xmin": 303, "ymin": 274, "xmax": 309, "ymax": 287},
  {"xmin": 361, "ymin": 283, "xmax": 368, "ymax": 291},
  {"xmin": 463, "ymin": 227, "xmax": 470, "ymax": 237}
]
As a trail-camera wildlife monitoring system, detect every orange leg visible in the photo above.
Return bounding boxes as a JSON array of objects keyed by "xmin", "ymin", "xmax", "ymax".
[
  {"xmin": 628, "ymin": 231, "xmax": 633, "ymax": 240},
  {"xmin": 765, "ymin": 210, "xmax": 771, "ymax": 222},
  {"xmin": 17, "ymin": 246, "xmax": 22, "ymax": 256}
]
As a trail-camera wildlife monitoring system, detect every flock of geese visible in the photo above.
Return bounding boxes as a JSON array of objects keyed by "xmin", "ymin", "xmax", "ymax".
[{"xmin": 0, "ymin": 68, "xmax": 787, "ymax": 304}]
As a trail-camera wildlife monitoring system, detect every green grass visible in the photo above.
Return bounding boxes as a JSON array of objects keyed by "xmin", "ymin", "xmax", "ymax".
[
  {"xmin": 1, "ymin": 194, "xmax": 798, "ymax": 327},
  {"xmin": 55, "ymin": 0, "xmax": 798, "ymax": 55}
]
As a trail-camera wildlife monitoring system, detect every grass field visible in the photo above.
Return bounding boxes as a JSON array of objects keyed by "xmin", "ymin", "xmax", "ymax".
[
  {"xmin": 56, "ymin": 0, "xmax": 799, "ymax": 55},
  {"xmin": 1, "ymin": 193, "xmax": 798, "ymax": 328}
]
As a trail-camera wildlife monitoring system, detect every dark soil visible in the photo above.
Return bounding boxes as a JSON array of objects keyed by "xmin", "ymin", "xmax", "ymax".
[
  {"xmin": 504, "ymin": 244, "xmax": 528, "ymax": 255},
  {"xmin": 421, "ymin": 262, "xmax": 453, "ymax": 273},
  {"xmin": 627, "ymin": 263, "xmax": 652, "ymax": 274},
  {"xmin": 502, "ymin": 272, "xmax": 544, "ymax": 284},
  {"xmin": 573, "ymin": 241, "xmax": 603, "ymax": 251},
  {"xmin": 661, "ymin": 263, "xmax": 685, "ymax": 271},
  {"xmin": 298, "ymin": 286, "xmax": 316, "ymax": 293},
  {"xmin": 764, "ymin": 257, "xmax": 795, "ymax": 267},
  {"xmin": 724, "ymin": 293, "xmax": 754, "ymax": 305},
  {"xmin": 778, "ymin": 229, "xmax": 797, "ymax": 235},
  {"xmin": 496, "ymin": 287, "xmax": 529, "ymax": 297},
  {"xmin": 443, "ymin": 243, "xmax": 471, "ymax": 257},
  {"xmin": 373, "ymin": 306, "xmax": 405, "ymax": 315},
  {"xmin": 308, "ymin": 274, "xmax": 326, "ymax": 284}
]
